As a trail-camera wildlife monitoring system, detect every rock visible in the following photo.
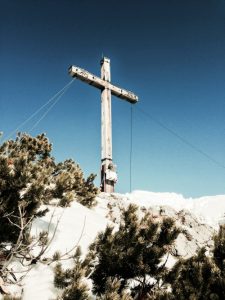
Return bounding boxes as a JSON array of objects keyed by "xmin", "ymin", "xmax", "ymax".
[{"xmin": 96, "ymin": 192, "xmax": 215, "ymax": 260}]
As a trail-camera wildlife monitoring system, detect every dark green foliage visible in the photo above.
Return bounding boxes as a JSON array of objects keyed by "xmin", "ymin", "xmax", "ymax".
[
  {"xmin": 213, "ymin": 225, "xmax": 225, "ymax": 274},
  {"xmin": 88, "ymin": 204, "xmax": 180, "ymax": 299},
  {"xmin": 0, "ymin": 133, "xmax": 98, "ymax": 247},
  {"xmin": 76, "ymin": 173, "xmax": 98, "ymax": 208},
  {"xmin": 0, "ymin": 133, "xmax": 53, "ymax": 244},
  {"xmin": 53, "ymin": 160, "xmax": 98, "ymax": 208},
  {"xmin": 54, "ymin": 247, "xmax": 91, "ymax": 300},
  {"xmin": 59, "ymin": 284, "xmax": 90, "ymax": 300},
  {"xmin": 52, "ymin": 251, "xmax": 62, "ymax": 262},
  {"xmin": 165, "ymin": 225, "xmax": 225, "ymax": 300},
  {"xmin": 96, "ymin": 278, "xmax": 132, "ymax": 300},
  {"xmin": 165, "ymin": 248, "xmax": 219, "ymax": 299}
]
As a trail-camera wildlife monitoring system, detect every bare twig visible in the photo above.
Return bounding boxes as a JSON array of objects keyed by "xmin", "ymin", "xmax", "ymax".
[{"xmin": 48, "ymin": 216, "xmax": 87, "ymax": 264}]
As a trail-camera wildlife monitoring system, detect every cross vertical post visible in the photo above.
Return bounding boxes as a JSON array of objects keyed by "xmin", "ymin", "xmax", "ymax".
[{"xmin": 100, "ymin": 58, "xmax": 114, "ymax": 193}]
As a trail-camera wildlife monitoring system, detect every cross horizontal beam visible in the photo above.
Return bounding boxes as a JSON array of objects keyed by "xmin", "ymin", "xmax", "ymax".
[{"xmin": 68, "ymin": 65, "xmax": 138, "ymax": 103}]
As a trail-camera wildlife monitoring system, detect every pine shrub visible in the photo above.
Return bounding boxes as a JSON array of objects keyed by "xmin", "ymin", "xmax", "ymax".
[
  {"xmin": 97, "ymin": 277, "xmax": 132, "ymax": 300},
  {"xmin": 88, "ymin": 204, "xmax": 180, "ymax": 299},
  {"xmin": 0, "ymin": 133, "xmax": 98, "ymax": 249},
  {"xmin": 165, "ymin": 225, "xmax": 225, "ymax": 299},
  {"xmin": 54, "ymin": 247, "xmax": 91, "ymax": 300}
]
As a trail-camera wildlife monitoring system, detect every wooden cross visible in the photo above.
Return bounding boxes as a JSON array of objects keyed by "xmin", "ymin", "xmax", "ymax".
[{"xmin": 68, "ymin": 57, "xmax": 138, "ymax": 193}]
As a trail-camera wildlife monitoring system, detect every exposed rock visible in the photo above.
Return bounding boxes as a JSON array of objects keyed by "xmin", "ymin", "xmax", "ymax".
[{"xmin": 96, "ymin": 192, "xmax": 215, "ymax": 259}]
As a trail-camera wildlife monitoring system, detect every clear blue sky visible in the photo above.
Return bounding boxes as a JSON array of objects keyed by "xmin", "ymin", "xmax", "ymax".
[{"xmin": 1, "ymin": 0, "xmax": 225, "ymax": 197}]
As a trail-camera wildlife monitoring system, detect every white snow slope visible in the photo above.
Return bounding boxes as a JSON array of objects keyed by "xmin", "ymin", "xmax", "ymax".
[
  {"xmin": 3, "ymin": 190, "xmax": 225, "ymax": 299},
  {"xmin": 128, "ymin": 190, "xmax": 225, "ymax": 228}
]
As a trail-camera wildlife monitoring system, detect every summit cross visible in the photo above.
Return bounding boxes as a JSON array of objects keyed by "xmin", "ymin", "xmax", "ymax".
[{"xmin": 69, "ymin": 57, "xmax": 138, "ymax": 193}]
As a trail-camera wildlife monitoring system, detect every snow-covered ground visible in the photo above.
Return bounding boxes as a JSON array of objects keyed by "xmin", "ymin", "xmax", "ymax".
[
  {"xmin": 2, "ymin": 190, "xmax": 225, "ymax": 299},
  {"xmin": 23, "ymin": 201, "xmax": 109, "ymax": 300},
  {"xmin": 128, "ymin": 190, "xmax": 225, "ymax": 228}
]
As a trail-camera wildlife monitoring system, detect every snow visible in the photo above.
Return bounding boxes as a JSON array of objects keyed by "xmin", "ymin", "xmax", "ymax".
[
  {"xmin": 31, "ymin": 201, "xmax": 108, "ymax": 257},
  {"xmin": 3, "ymin": 190, "xmax": 225, "ymax": 299},
  {"xmin": 189, "ymin": 195, "xmax": 225, "ymax": 227},
  {"xmin": 128, "ymin": 190, "xmax": 190, "ymax": 210},
  {"xmin": 23, "ymin": 264, "xmax": 56, "ymax": 300},
  {"xmin": 22, "ymin": 201, "xmax": 109, "ymax": 300},
  {"xmin": 127, "ymin": 190, "xmax": 225, "ymax": 228}
]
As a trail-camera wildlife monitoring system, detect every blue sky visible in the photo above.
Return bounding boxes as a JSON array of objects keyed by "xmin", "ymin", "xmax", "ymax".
[{"xmin": 1, "ymin": 0, "xmax": 225, "ymax": 197}]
